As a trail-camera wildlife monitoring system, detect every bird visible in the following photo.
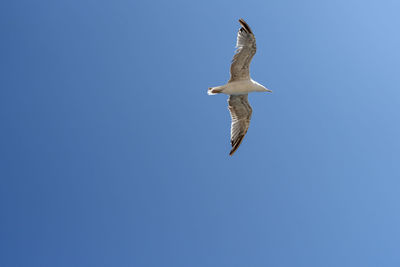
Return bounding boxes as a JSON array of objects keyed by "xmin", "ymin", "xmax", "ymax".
[{"xmin": 208, "ymin": 18, "xmax": 272, "ymax": 156}]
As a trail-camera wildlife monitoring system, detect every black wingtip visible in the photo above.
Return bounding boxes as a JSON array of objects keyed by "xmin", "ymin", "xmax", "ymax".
[
  {"xmin": 238, "ymin": 18, "xmax": 253, "ymax": 34},
  {"xmin": 229, "ymin": 135, "xmax": 245, "ymax": 156}
]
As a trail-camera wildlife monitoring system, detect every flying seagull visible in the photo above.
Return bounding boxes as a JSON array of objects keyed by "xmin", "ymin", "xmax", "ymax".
[{"xmin": 208, "ymin": 18, "xmax": 272, "ymax": 156}]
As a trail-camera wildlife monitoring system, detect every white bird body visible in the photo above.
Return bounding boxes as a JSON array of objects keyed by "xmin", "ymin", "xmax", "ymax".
[
  {"xmin": 208, "ymin": 79, "xmax": 270, "ymax": 95},
  {"xmin": 208, "ymin": 19, "xmax": 272, "ymax": 155}
]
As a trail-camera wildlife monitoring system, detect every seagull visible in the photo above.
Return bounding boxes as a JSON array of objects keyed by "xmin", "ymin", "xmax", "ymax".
[{"xmin": 208, "ymin": 18, "xmax": 272, "ymax": 156}]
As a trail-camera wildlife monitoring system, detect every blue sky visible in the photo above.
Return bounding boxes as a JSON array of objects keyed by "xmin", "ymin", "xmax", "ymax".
[{"xmin": 2, "ymin": 0, "xmax": 400, "ymax": 266}]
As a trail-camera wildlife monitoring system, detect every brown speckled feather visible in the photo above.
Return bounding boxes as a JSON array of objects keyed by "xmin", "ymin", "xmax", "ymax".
[
  {"xmin": 229, "ymin": 19, "xmax": 257, "ymax": 82},
  {"xmin": 228, "ymin": 94, "xmax": 252, "ymax": 156}
]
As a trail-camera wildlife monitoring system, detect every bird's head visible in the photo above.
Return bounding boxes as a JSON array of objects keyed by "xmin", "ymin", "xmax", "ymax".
[
  {"xmin": 253, "ymin": 81, "xmax": 272, "ymax": 93},
  {"xmin": 264, "ymin": 87, "xmax": 272, "ymax": 93},
  {"xmin": 261, "ymin": 84, "xmax": 272, "ymax": 93}
]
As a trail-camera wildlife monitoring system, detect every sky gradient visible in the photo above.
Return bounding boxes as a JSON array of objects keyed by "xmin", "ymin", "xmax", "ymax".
[{"xmin": 2, "ymin": 0, "xmax": 400, "ymax": 266}]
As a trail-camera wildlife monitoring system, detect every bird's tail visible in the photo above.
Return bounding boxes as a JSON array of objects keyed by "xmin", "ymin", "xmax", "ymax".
[{"xmin": 208, "ymin": 86, "xmax": 224, "ymax": 95}]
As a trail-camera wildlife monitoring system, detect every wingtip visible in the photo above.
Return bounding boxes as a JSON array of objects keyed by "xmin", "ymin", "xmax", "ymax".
[
  {"xmin": 229, "ymin": 144, "xmax": 237, "ymax": 156},
  {"xmin": 229, "ymin": 145, "xmax": 239, "ymax": 156},
  {"xmin": 238, "ymin": 18, "xmax": 252, "ymax": 34},
  {"xmin": 229, "ymin": 135, "xmax": 245, "ymax": 156}
]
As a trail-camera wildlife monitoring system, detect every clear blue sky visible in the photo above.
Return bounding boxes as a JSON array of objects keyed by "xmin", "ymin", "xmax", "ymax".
[{"xmin": 1, "ymin": 0, "xmax": 400, "ymax": 266}]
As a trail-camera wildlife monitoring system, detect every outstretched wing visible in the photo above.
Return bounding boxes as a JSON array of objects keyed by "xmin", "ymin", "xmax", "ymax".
[
  {"xmin": 229, "ymin": 19, "xmax": 257, "ymax": 82},
  {"xmin": 228, "ymin": 94, "xmax": 253, "ymax": 156}
]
